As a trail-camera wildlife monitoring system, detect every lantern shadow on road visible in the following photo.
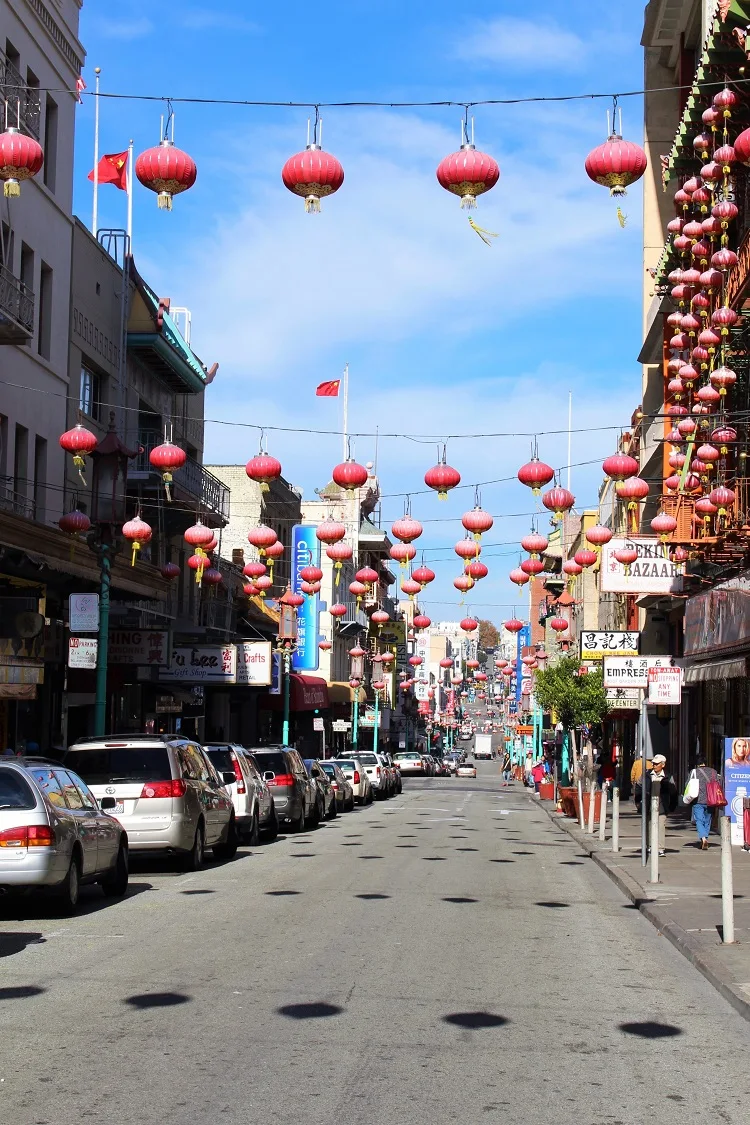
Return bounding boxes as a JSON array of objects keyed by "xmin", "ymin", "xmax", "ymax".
[
  {"xmin": 355, "ymin": 893, "xmax": 390, "ymax": 900},
  {"xmin": 125, "ymin": 991, "xmax": 191, "ymax": 1009},
  {"xmin": 278, "ymin": 1002, "xmax": 343, "ymax": 1020},
  {"xmin": 443, "ymin": 897, "xmax": 478, "ymax": 904},
  {"xmin": 0, "ymin": 985, "xmax": 45, "ymax": 1000},
  {"xmin": 619, "ymin": 1021, "xmax": 683, "ymax": 1038},
  {"xmin": 265, "ymin": 890, "xmax": 302, "ymax": 896},
  {"xmin": 535, "ymin": 901, "xmax": 571, "ymax": 909},
  {"xmin": 181, "ymin": 889, "xmax": 214, "ymax": 895},
  {"xmin": 443, "ymin": 1011, "xmax": 509, "ymax": 1029}
]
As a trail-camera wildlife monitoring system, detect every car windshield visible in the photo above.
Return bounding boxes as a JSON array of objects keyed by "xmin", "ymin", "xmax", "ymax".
[
  {"xmin": 356, "ymin": 754, "xmax": 378, "ymax": 764},
  {"xmin": 0, "ymin": 767, "xmax": 36, "ymax": 809},
  {"xmin": 65, "ymin": 746, "xmax": 172, "ymax": 785},
  {"xmin": 394, "ymin": 753, "xmax": 420, "ymax": 760},
  {"xmin": 333, "ymin": 760, "xmax": 356, "ymax": 769},
  {"xmin": 252, "ymin": 752, "xmax": 290, "ymax": 775}
]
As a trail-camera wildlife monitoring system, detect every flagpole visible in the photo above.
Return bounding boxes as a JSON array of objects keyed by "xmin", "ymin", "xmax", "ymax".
[
  {"xmin": 567, "ymin": 390, "xmax": 572, "ymax": 491},
  {"xmin": 127, "ymin": 138, "xmax": 134, "ymax": 254},
  {"xmin": 342, "ymin": 362, "xmax": 349, "ymax": 461},
  {"xmin": 92, "ymin": 67, "xmax": 101, "ymax": 237}
]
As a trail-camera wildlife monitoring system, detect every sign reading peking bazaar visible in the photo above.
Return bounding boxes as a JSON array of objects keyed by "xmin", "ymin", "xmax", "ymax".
[{"xmin": 600, "ymin": 538, "xmax": 683, "ymax": 595}]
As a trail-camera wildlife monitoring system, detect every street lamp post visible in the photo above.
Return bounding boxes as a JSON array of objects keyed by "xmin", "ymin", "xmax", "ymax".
[
  {"xmin": 349, "ymin": 644, "xmax": 364, "ymax": 753},
  {"xmin": 88, "ymin": 417, "xmax": 137, "ymax": 736},
  {"xmin": 278, "ymin": 587, "xmax": 301, "ymax": 747}
]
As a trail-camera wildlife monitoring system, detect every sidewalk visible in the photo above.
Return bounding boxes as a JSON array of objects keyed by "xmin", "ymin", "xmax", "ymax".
[{"xmin": 541, "ymin": 796, "xmax": 750, "ymax": 1021}]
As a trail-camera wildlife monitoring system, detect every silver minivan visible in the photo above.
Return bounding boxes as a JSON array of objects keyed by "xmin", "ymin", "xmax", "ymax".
[{"xmin": 65, "ymin": 735, "xmax": 237, "ymax": 870}]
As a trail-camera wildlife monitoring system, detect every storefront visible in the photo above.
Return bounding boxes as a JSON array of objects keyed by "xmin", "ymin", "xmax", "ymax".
[{"xmin": 257, "ymin": 673, "xmax": 329, "ymax": 754}]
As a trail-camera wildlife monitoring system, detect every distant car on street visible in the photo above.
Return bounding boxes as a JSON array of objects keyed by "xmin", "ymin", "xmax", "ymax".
[
  {"xmin": 457, "ymin": 762, "xmax": 477, "ymax": 778},
  {"xmin": 330, "ymin": 758, "xmax": 373, "ymax": 805},
  {"xmin": 318, "ymin": 761, "xmax": 355, "ymax": 812}
]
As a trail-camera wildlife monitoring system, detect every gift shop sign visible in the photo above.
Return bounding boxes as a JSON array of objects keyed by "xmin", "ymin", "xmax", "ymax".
[
  {"xmin": 600, "ymin": 539, "xmax": 683, "ymax": 594},
  {"xmin": 602, "ymin": 656, "xmax": 679, "ymax": 688},
  {"xmin": 158, "ymin": 645, "xmax": 236, "ymax": 683}
]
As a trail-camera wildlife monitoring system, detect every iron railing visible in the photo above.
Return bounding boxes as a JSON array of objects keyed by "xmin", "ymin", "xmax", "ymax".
[
  {"xmin": 0, "ymin": 475, "xmax": 36, "ymax": 519},
  {"xmin": 0, "ymin": 263, "xmax": 34, "ymax": 335},
  {"xmin": 131, "ymin": 432, "xmax": 229, "ymax": 521},
  {"xmin": 0, "ymin": 52, "xmax": 41, "ymax": 139}
]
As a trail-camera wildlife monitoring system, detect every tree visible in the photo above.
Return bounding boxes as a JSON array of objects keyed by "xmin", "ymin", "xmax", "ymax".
[
  {"xmin": 532, "ymin": 656, "xmax": 608, "ymax": 730},
  {"xmin": 477, "ymin": 619, "xmax": 499, "ymax": 650}
]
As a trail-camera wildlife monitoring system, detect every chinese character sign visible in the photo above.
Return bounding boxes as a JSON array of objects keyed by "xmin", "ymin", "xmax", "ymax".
[{"xmin": 579, "ymin": 631, "xmax": 640, "ymax": 658}]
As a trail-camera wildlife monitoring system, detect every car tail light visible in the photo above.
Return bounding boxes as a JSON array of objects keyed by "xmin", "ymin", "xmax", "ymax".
[
  {"xmin": 331, "ymin": 782, "xmax": 339, "ymax": 790},
  {"xmin": 0, "ymin": 824, "xmax": 55, "ymax": 847},
  {"xmin": 267, "ymin": 773, "xmax": 294, "ymax": 787},
  {"xmin": 140, "ymin": 779, "xmax": 187, "ymax": 798},
  {"xmin": 353, "ymin": 770, "xmax": 360, "ymax": 784},
  {"xmin": 231, "ymin": 753, "xmax": 245, "ymax": 794},
  {"xmin": 376, "ymin": 766, "xmax": 381, "ymax": 776}
]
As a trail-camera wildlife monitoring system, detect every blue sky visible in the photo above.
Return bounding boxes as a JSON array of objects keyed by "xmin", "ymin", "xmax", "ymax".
[{"xmin": 76, "ymin": 1, "xmax": 647, "ymax": 620}]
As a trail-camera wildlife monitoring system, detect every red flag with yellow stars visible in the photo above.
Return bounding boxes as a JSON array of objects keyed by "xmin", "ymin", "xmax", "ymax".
[
  {"xmin": 87, "ymin": 151, "xmax": 128, "ymax": 190},
  {"xmin": 316, "ymin": 379, "xmax": 341, "ymax": 397}
]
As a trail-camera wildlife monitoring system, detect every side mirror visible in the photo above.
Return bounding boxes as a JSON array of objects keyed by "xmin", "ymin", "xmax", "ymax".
[
  {"xmin": 222, "ymin": 771, "xmax": 236, "ymax": 786},
  {"xmin": 99, "ymin": 796, "xmax": 116, "ymax": 810}
]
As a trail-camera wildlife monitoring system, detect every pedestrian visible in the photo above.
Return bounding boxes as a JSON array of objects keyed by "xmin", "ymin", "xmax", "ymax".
[
  {"xmin": 684, "ymin": 753, "xmax": 721, "ymax": 850},
  {"xmin": 598, "ymin": 753, "xmax": 616, "ymax": 788},
  {"xmin": 631, "ymin": 754, "xmax": 653, "ymax": 811},
  {"xmin": 524, "ymin": 749, "xmax": 533, "ymax": 787},
  {"xmin": 636, "ymin": 753, "xmax": 677, "ymax": 856},
  {"xmin": 531, "ymin": 760, "xmax": 545, "ymax": 793},
  {"xmin": 501, "ymin": 749, "xmax": 512, "ymax": 786}
]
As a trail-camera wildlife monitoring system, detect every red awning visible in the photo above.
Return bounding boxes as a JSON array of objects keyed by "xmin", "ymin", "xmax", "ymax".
[{"xmin": 290, "ymin": 674, "xmax": 328, "ymax": 711}]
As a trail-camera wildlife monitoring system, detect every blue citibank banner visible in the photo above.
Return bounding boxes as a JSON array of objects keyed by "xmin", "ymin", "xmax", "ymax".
[{"xmin": 291, "ymin": 525, "xmax": 320, "ymax": 672}]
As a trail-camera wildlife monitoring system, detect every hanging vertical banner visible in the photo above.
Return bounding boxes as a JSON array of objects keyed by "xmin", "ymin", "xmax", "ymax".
[
  {"xmin": 516, "ymin": 624, "xmax": 531, "ymax": 710},
  {"xmin": 292, "ymin": 525, "xmax": 320, "ymax": 672}
]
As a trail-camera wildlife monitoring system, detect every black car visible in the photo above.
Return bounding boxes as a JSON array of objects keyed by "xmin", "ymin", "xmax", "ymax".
[{"xmin": 249, "ymin": 747, "xmax": 316, "ymax": 831}]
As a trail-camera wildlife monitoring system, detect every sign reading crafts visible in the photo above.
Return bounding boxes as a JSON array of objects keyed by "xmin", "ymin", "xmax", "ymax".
[
  {"xmin": 600, "ymin": 538, "xmax": 683, "ymax": 594},
  {"xmin": 157, "ymin": 643, "xmax": 272, "ymax": 685}
]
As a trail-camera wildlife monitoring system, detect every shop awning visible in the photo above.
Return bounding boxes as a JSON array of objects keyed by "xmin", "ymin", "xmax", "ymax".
[
  {"xmin": 327, "ymin": 681, "xmax": 367, "ymax": 705},
  {"xmin": 683, "ymin": 657, "xmax": 748, "ymax": 684},
  {"xmin": 289, "ymin": 674, "xmax": 328, "ymax": 710}
]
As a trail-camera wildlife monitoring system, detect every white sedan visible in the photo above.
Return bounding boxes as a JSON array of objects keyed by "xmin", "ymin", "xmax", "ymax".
[{"xmin": 457, "ymin": 763, "xmax": 477, "ymax": 778}]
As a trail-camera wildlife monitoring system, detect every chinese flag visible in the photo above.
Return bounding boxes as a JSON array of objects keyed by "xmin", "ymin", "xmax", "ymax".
[
  {"xmin": 316, "ymin": 379, "xmax": 341, "ymax": 397},
  {"xmin": 87, "ymin": 151, "xmax": 128, "ymax": 191}
]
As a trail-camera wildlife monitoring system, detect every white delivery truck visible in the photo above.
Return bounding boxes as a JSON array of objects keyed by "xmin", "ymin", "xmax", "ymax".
[{"xmin": 474, "ymin": 733, "xmax": 493, "ymax": 760}]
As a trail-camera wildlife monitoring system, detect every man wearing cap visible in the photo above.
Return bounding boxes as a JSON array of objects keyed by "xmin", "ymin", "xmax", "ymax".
[{"xmin": 636, "ymin": 754, "xmax": 677, "ymax": 856}]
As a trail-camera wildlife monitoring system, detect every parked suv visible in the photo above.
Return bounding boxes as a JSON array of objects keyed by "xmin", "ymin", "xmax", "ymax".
[
  {"xmin": 249, "ymin": 747, "xmax": 315, "ymax": 831},
  {"xmin": 65, "ymin": 735, "xmax": 237, "ymax": 870},
  {"xmin": 0, "ymin": 757, "xmax": 128, "ymax": 912},
  {"xmin": 204, "ymin": 743, "xmax": 261, "ymax": 844},
  {"xmin": 330, "ymin": 758, "xmax": 372, "ymax": 806}
]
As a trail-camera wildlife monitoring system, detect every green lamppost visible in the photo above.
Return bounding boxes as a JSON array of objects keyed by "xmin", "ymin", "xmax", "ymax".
[
  {"xmin": 349, "ymin": 644, "xmax": 365, "ymax": 752},
  {"xmin": 88, "ymin": 416, "xmax": 137, "ymax": 736},
  {"xmin": 278, "ymin": 587, "xmax": 303, "ymax": 747}
]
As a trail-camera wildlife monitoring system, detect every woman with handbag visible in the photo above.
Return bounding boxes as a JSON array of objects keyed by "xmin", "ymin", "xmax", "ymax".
[{"xmin": 684, "ymin": 753, "xmax": 723, "ymax": 849}]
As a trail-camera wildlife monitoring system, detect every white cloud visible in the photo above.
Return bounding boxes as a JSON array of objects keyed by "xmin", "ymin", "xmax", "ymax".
[
  {"xmin": 178, "ymin": 10, "xmax": 261, "ymax": 32},
  {"xmin": 92, "ymin": 17, "xmax": 154, "ymax": 41},
  {"xmin": 454, "ymin": 16, "xmax": 588, "ymax": 70}
]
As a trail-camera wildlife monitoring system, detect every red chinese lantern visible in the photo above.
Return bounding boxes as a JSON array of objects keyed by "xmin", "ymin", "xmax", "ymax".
[
  {"xmin": 187, "ymin": 552, "xmax": 209, "ymax": 586},
  {"xmin": 454, "ymin": 574, "xmax": 474, "ymax": 593},
  {"xmin": 509, "ymin": 567, "xmax": 529, "ymax": 588},
  {"xmin": 245, "ymin": 451, "xmax": 282, "ymax": 492},
  {"xmin": 460, "ymin": 617, "xmax": 478, "ymax": 633},
  {"xmin": 243, "ymin": 561, "xmax": 267, "ymax": 581},
  {"xmin": 280, "ymin": 588, "xmax": 305, "ymax": 608},
  {"xmin": 710, "ymin": 365, "xmax": 737, "ymax": 396},
  {"xmin": 401, "ymin": 578, "xmax": 421, "ymax": 600},
  {"xmin": 455, "ymin": 537, "xmax": 480, "ymax": 561},
  {"xmin": 651, "ymin": 512, "xmax": 677, "ymax": 542},
  {"xmin": 135, "ymin": 138, "xmax": 197, "ymax": 210},
  {"xmin": 0, "ymin": 128, "xmax": 43, "ymax": 196},
  {"xmin": 520, "ymin": 557, "xmax": 544, "ymax": 577},
  {"xmin": 380, "ymin": 651, "xmax": 394, "ymax": 665},
  {"xmin": 202, "ymin": 567, "xmax": 222, "ymax": 587},
  {"xmin": 160, "ymin": 562, "xmax": 181, "ymax": 581},
  {"xmin": 408, "ymin": 654, "xmax": 423, "ymax": 669},
  {"xmin": 542, "ymin": 486, "xmax": 575, "ymax": 521},
  {"xmin": 466, "ymin": 659, "xmax": 480, "ymax": 671},
  {"xmin": 436, "ymin": 126, "xmax": 499, "ymax": 209},
  {"xmin": 264, "ymin": 540, "xmax": 284, "ymax": 582},
  {"xmin": 150, "ymin": 441, "xmax": 186, "ymax": 501},
  {"xmin": 185, "ymin": 520, "xmax": 214, "ymax": 549},
  {"xmin": 562, "ymin": 559, "xmax": 582, "ymax": 577},
  {"xmin": 412, "ymin": 563, "xmax": 436, "ymax": 587},
  {"xmin": 282, "ymin": 139, "xmax": 344, "ymax": 213},
  {"xmin": 616, "ymin": 477, "xmax": 649, "ymax": 506},
  {"xmin": 695, "ymin": 497, "xmax": 717, "ymax": 523},
  {"xmin": 711, "ymin": 425, "xmax": 737, "ymax": 453},
  {"xmin": 585, "ymin": 126, "xmax": 647, "ymax": 196},
  {"xmin": 319, "ymin": 640, "xmax": 332, "ymax": 652},
  {"xmin": 300, "ymin": 581, "xmax": 321, "ymax": 596},
  {"xmin": 517, "ymin": 454, "xmax": 554, "ymax": 496},
  {"xmin": 391, "ymin": 515, "xmax": 423, "ymax": 543},
  {"xmin": 247, "ymin": 524, "xmax": 278, "ymax": 554},
  {"xmin": 602, "ymin": 453, "xmax": 639, "ymax": 481},
  {"xmin": 494, "ymin": 659, "xmax": 508, "ymax": 670},
  {"xmin": 300, "ymin": 565, "xmax": 323, "ymax": 585},
  {"xmin": 390, "ymin": 543, "xmax": 416, "ymax": 569},
  {"xmin": 371, "ymin": 609, "xmax": 390, "ymax": 628},
  {"xmin": 549, "ymin": 617, "xmax": 569, "ymax": 633},
  {"xmin": 466, "ymin": 559, "xmax": 488, "ymax": 580},
  {"xmin": 350, "ymin": 580, "xmax": 368, "ymax": 603},
  {"xmin": 574, "ymin": 548, "xmax": 598, "ymax": 568},
  {"xmin": 424, "ymin": 451, "xmax": 461, "ymax": 500},
  {"xmin": 329, "ymin": 603, "xmax": 347, "ymax": 618},
  {"xmin": 413, "ymin": 613, "xmax": 431, "ymax": 630},
  {"xmin": 614, "ymin": 545, "xmax": 638, "ymax": 569},
  {"xmin": 332, "ymin": 457, "xmax": 369, "ymax": 491},
  {"xmin": 504, "ymin": 618, "xmax": 524, "ymax": 633},
  {"xmin": 255, "ymin": 574, "xmax": 273, "ymax": 596},
  {"xmin": 315, "ymin": 517, "xmax": 346, "ymax": 545},
  {"xmin": 356, "ymin": 566, "xmax": 379, "ymax": 587},
  {"xmin": 440, "ymin": 657, "xmax": 453, "ymax": 669},
  {"xmin": 474, "ymin": 672, "xmax": 488, "ymax": 683},
  {"xmin": 521, "ymin": 531, "xmax": 548, "ymax": 556},
  {"xmin": 462, "ymin": 504, "xmax": 493, "ymax": 541},
  {"xmin": 59, "ymin": 424, "xmax": 98, "ymax": 483},
  {"xmin": 372, "ymin": 680, "xmax": 387, "ymax": 692},
  {"xmin": 696, "ymin": 443, "xmax": 720, "ymax": 465},
  {"xmin": 327, "ymin": 540, "xmax": 353, "ymax": 583},
  {"xmin": 709, "ymin": 485, "xmax": 735, "ymax": 516},
  {"xmin": 59, "ymin": 509, "xmax": 91, "ymax": 536}
]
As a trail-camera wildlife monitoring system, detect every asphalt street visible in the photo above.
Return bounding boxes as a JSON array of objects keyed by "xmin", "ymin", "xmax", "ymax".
[{"xmin": 1, "ymin": 762, "xmax": 749, "ymax": 1124}]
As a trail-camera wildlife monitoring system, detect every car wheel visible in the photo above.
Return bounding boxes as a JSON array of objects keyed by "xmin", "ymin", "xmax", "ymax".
[
  {"xmin": 292, "ymin": 805, "xmax": 306, "ymax": 832},
  {"xmin": 346, "ymin": 796, "xmax": 355, "ymax": 812},
  {"xmin": 57, "ymin": 852, "xmax": 81, "ymax": 915},
  {"xmin": 263, "ymin": 806, "xmax": 279, "ymax": 841},
  {"xmin": 101, "ymin": 842, "xmax": 129, "ymax": 898},
  {"xmin": 184, "ymin": 822, "xmax": 205, "ymax": 871},
  {"xmin": 214, "ymin": 815, "xmax": 239, "ymax": 861},
  {"xmin": 328, "ymin": 798, "xmax": 337, "ymax": 819},
  {"xmin": 245, "ymin": 809, "xmax": 260, "ymax": 847},
  {"xmin": 367, "ymin": 789, "xmax": 374, "ymax": 805}
]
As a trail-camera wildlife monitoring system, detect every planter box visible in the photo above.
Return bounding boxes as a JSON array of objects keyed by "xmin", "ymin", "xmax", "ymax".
[
  {"xmin": 539, "ymin": 782, "xmax": 555, "ymax": 801},
  {"xmin": 558, "ymin": 786, "xmax": 578, "ymax": 818},
  {"xmin": 582, "ymin": 790, "xmax": 603, "ymax": 823}
]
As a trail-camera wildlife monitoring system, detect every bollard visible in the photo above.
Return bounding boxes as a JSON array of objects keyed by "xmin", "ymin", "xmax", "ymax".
[
  {"xmin": 587, "ymin": 780, "xmax": 596, "ymax": 835},
  {"xmin": 598, "ymin": 784, "xmax": 608, "ymax": 842},
  {"xmin": 648, "ymin": 778, "xmax": 661, "ymax": 884},
  {"xmin": 612, "ymin": 787, "xmax": 620, "ymax": 853},
  {"xmin": 577, "ymin": 776, "xmax": 585, "ymax": 830},
  {"xmin": 721, "ymin": 816, "xmax": 736, "ymax": 944}
]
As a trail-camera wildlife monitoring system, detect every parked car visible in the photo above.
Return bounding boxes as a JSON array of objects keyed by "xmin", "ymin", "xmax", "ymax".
[
  {"xmin": 304, "ymin": 759, "xmax": 337, "ymax": 820},
  {"xmin": 65, "ymin": 734, "xmax": 237, "ymax": 870},
  {"xmin": 0, "ymin": 757, "xmax": 129, "ymax": 912},
  {"xmin": 330, "ymin": 758, "xmax": 372, "ymax": 805},
  {"xmin": 457, "ymin": 761, "xmax": 477, "ymax": 778},
  {"xmin": 379, "ymin": 750, "xmax": 402, "ymax": 794},
  {"xmin": 353, "ymin": 752, "xmax": 392, "ymax": 799},
  {"xmin": 249, "ymin": 747, "xmax": 316, "ymax": 831},
  {"xmin": 244, "ymin": 753, "xmax": 278, "ymax": 839},
  {"xmin": 204, "ymin": 743, "xmax": 262, "ymax": 844},
  {"xmin": 318, "ymin": 761, "xmax": 354, "ymax": 812},
  {"xmin": 393, "ymin": 751, "xmax": 425, "ymax": 775}
]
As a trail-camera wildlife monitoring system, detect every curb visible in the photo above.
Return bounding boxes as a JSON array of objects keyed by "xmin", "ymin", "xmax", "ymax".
[{"xmin": 540, "ymin": 803, "xmax": 750, "ymax": 1023}]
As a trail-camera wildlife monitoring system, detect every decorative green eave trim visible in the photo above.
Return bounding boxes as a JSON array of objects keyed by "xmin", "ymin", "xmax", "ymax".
[{"xmin": 127, "ymin": 332, "xmax": 208, "ymax": 393}]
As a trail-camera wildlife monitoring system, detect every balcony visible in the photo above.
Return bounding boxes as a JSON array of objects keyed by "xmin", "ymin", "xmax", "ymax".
[
  {"xmin": 0, "ymin": 264, "xmax": 34, "ymax": 343},
  {"xmin": 0, "ymin": 53, "xmax": 40, "ymax": 140},
  {"xmin": 129, "ymin": 432, "xmax": 229, "ymax": 524},
  {"xmin": 0, "ymin": 476, "xmax": 35, "ymax": 520}
]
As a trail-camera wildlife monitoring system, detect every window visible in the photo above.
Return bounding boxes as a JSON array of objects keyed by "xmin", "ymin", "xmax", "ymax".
[
  {"xmin": 37, "ymin": 261, "xmax": 52, "ymax": 359},
  {"xmin": 1, "ymin": 221, "xmax": 14, "ymax": 269},
  {"xmin": 54, "ymin": 770, "xmax": 85, "ymax": 810},
  {"xmin": 27, "ymin": 766, "xmax": 65, "ymax": 808},
  {"xmin": 13, "ymin": 424, "xmax": 27, "ymax": 498},
  {"xmin": 43, "ymin": 96, "xmax": 57, "ymax": 192},
  {"xmin": 65, "ymin": 771, "xmax": 97, "ymax": 810},
  {"xmin": 33, "ymin": 436, "xmax": 46, "ymax": 520},
  {"xmin": 0, "ymin": 767, "xmax": 35, "ymax": 809},
  {"xmin": 20, "ymin": 241, "xmax": 33, "ymax": 292},
  {"xmin": 79, "ymin": 367, "xmax": 101, "ymax": 419}
]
